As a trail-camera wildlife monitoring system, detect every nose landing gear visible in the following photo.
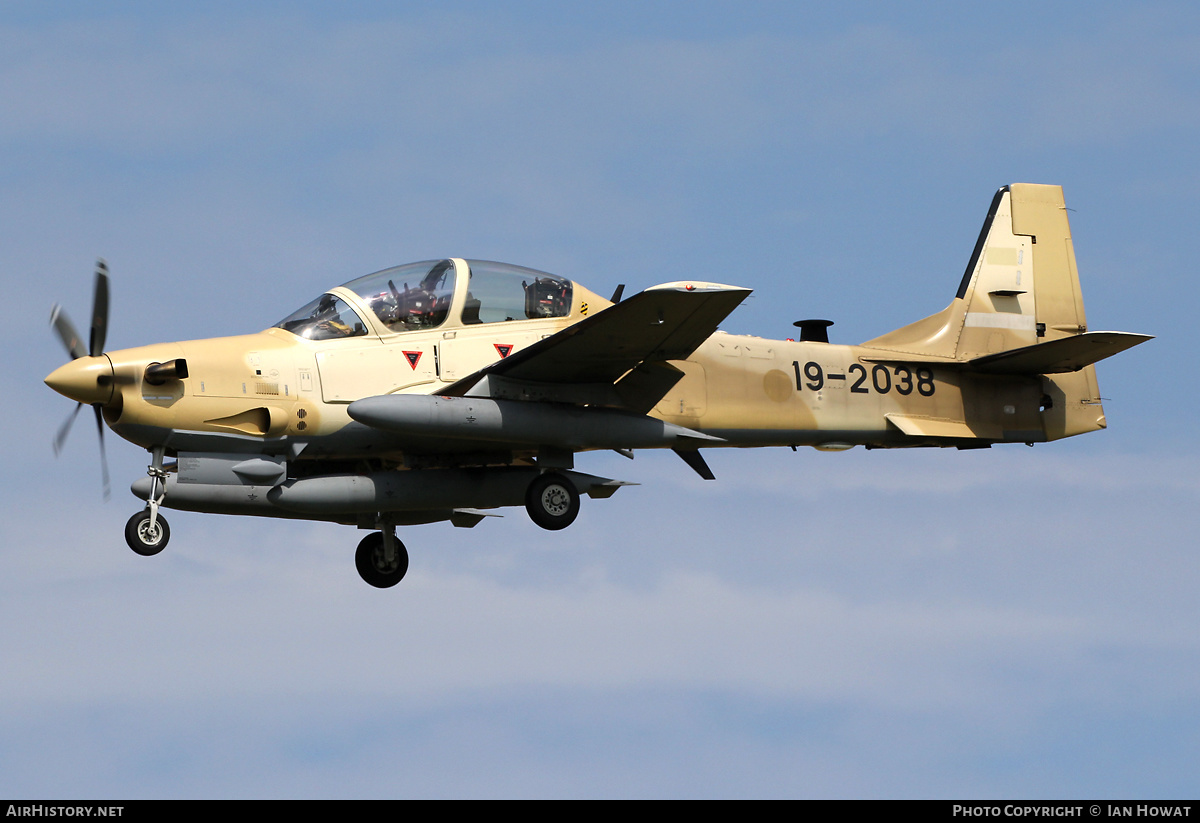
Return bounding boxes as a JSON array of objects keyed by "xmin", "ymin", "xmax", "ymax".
[{"xmin": 126, "ymin": 445, "xmax": 170, "ymax": 556}]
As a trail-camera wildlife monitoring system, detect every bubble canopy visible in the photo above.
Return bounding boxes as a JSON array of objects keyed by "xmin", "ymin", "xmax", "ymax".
[{"xmin": 274, "ymin": 259, "xmax": 573, "ymax": 339}]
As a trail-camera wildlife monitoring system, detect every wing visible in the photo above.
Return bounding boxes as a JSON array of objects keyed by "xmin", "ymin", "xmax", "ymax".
[{"xmin": 439, "ymin": 282, "xmax": 751, "ymax": 412}]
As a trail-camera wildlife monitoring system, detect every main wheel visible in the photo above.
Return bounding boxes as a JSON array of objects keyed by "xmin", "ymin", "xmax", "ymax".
[
  {"xmin": 525, "ymin": 472, "xmax": 580, "ymax": 531},
  {"xmin": 125, "ymin": 510, "xmax": 170, "ymax": 556},
  {"xmin": 355, "ymin": 532, "xmax": 409, "ymax": 588}
]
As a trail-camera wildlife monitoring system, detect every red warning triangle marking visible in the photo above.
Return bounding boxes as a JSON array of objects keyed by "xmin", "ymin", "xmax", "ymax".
[
  {"xmin": 403, "ymin": 351, "xmax": 422, "ymax": 369},
  {"xmin": 494, "ymin": 343, "xmax": 513, "ymax": 358}
]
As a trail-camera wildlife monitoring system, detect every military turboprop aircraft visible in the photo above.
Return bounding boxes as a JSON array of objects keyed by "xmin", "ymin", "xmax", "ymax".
[{"xmin": 46, "ymin": 184, "xmax": 1150, "ymax": 588}]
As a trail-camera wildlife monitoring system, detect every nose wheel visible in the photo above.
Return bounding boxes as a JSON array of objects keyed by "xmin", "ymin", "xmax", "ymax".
[{"xmin": 125, "ymin": 510, "xmax": 170, "ymax": 556}]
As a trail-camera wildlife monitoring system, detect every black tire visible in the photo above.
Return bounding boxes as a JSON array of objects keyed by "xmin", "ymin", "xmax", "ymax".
[
  {"xmin": 525, "ymin": 472, "xmax": 580, "ymax": 531},
  {"xmin": 125, "ymin": 510, "xmax": 170, "ymax": 556},
  {"xmin": 355, "ymin": 532, "xmax": 409, "ymax": 588}
]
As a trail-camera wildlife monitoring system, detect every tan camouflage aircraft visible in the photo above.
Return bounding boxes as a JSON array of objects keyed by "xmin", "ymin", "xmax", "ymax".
[{"xmin": 46, "ymin": 184, "xmax": 1150, "ymax": 588}]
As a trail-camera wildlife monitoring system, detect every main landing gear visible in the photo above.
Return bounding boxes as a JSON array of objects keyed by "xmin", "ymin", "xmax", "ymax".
[
  {"xmin": 126, "ymin": 445, "xmax": 171, "ymax": 556},
  {"xmin": 525, "ymin": 472, "xmax": 580, "ymax": 530},
  {"xmin": 355, "ymin": 529, "xmax": 410, "ymax": 588},
  {"xmin": 352, "ymin": 472, "xmax": 582, "ymax": 588}
]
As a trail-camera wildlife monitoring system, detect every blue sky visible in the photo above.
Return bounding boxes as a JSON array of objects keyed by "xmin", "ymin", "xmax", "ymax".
[{"xmin": 2, "ymin": 2, "xmax": 1197, "ymax": 798}]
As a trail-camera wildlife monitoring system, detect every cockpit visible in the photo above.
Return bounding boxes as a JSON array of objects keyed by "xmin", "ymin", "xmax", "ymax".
[{"xmin": 274, "ymin": 259, "xmax": 574, "ymax": 340}]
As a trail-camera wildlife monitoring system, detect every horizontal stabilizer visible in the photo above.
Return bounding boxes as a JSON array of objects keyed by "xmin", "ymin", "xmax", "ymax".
[{"xmin": 967, "ymin": 331, "xmax": 1152, "ymax": 375}]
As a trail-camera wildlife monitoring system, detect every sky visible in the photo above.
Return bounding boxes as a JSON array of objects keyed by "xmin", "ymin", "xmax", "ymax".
[{"xmin": 1, "ymin": 1, "xmax": 1198, "ymax": 799}]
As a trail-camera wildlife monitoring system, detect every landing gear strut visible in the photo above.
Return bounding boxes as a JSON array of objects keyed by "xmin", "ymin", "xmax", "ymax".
[
  {"xmin": 355, "ymin": 529, "xmax": 410, "ymax": 588},
  {"xmin": 126, "ymin": 445, "xmax": 170, "ymax": 556},
  {"xmin": 525, "ymin": 472, "xmax": 580, "ymax": 530}
]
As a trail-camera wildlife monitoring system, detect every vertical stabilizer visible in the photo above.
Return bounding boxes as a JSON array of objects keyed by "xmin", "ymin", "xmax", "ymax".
[
  {"xmin": 863, "ymin": 184, "xmax": 1089, "ymax": 361},
  {"xmin": 862, "ymin": 184, "xmax": 1107, "ymax": 439}
]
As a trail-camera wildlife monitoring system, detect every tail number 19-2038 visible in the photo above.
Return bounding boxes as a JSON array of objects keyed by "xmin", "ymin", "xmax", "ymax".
[{"xmin": 791, "ymin": 361, "xmax": 935, "ymax": 397}]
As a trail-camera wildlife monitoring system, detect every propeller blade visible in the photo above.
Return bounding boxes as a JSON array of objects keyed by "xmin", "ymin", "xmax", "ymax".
[
  {"xmin": 53, "ymin": 402, "xmax": 84, "ymax": 456},
  {"xmin": 51, "ymin": 262, "xmax": 115, "ymax": 500},
  {"xmin": 90, "ymin": 259, "xmax": 110, "ymax": 358},
  {"xmin": 50, "ymin": 304, "xmax": 88, "ymax": 360},
  {"xmin": 93, "ymin": 404, "xmax": 111, "ymax": 501}
]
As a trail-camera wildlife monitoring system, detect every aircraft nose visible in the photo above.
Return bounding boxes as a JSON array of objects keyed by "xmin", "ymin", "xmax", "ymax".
[{"xmin": 45, "ymin": 356, "xmax": 114, "ymax": 405}]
